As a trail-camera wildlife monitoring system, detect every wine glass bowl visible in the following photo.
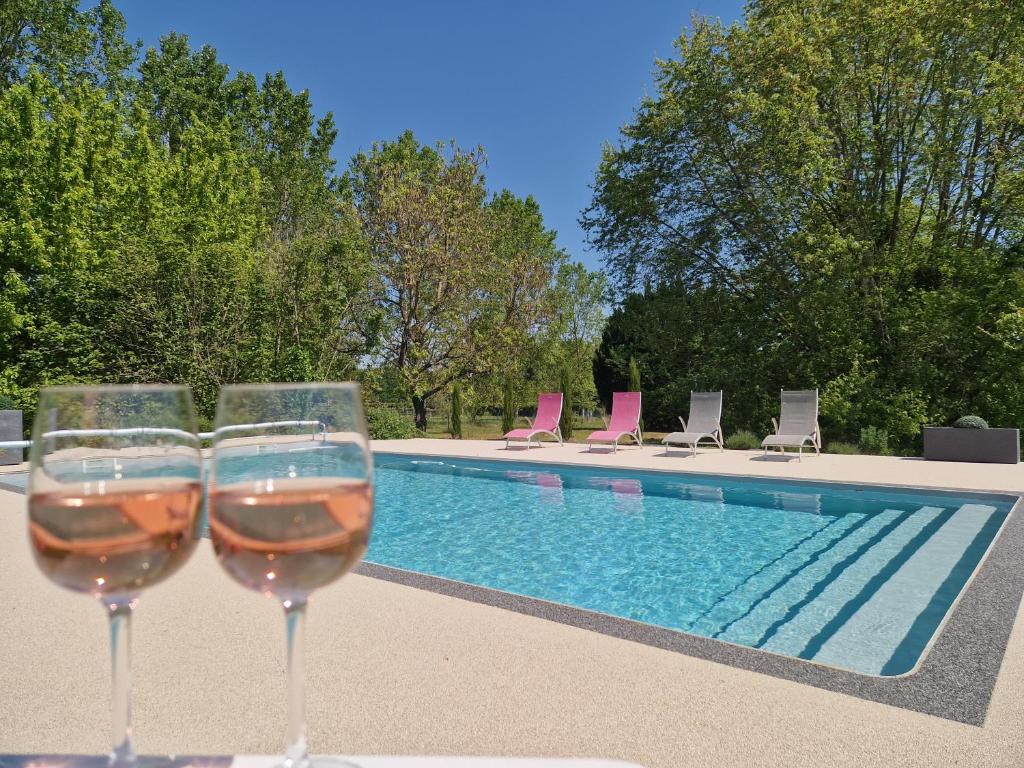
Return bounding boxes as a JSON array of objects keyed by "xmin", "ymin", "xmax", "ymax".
[
  {"xmin": 208, "ymin": 476, "xmax": 372, "ymax": 603},
  {"xmin": 29, "ymin": 477, "xmax": 201, "ymax": 598},
  {"xmin": 27, "ymin": 384, "xmax": 203, "ymax": 767}
]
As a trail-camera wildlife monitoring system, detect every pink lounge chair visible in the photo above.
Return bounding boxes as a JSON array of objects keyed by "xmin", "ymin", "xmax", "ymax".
[
  {"xmin": 587, "ymin": 391, "xmax": 643, "ymax": 452},
  {"xmin": 504, "ymin": 392, "xmax": 564, "ymax": 449}
]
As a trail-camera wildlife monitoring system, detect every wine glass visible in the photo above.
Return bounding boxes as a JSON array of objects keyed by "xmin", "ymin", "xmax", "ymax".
[
  {"xmin": 27, "ymin": 384, "xmax": 203, "ymax": 768},
  {"xmin": 207, "ymin": 383, "xmax": 374, "ymax": 768}
]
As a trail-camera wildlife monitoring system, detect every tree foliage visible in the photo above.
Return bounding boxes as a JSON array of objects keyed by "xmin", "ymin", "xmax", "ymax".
[
  {"xmin": 585, "ymin": 0, "xmax": 1024, "ymax": 448},
  {"xmin": 0, "ymin": 5, "xmax": 373, "ymax": 423},
  {"xmin": 349, "ymin": 131, "xmax": 567, "ymax": 428},
  {"xmin": 1, "ymin": 2, "xmax": 594, "ymax": 433}
]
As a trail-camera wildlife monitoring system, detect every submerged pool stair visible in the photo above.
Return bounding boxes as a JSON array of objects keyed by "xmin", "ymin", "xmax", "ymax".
[{"xmin": 692, "ymin": 502, "xmax": 1001, "ymax": 675}]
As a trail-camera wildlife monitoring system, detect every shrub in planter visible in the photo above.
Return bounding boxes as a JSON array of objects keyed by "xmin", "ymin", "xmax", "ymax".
[
  {"xmin": 725, "ymin": 430, "xmax": 761, "ymax": 450},
  {"xmin": 366, "ymin": 406, "xmax": 417, "ymax": 440},
  {"xmin": 923, "ymin": 415, "xmax": 1019, "ymax": 464},
  {"xmin": 952, "ymin": 415, "xmax": 988, "ymax": 429}
]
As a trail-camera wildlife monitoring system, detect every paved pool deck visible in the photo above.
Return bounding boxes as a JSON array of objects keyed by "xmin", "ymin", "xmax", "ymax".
[
  {"xmin": 1, "ymin": 441, "xmax": 1023, "ymax": 766},
  {"xmin": 371, "ymin": 438, "xmax": 1024, "ymax": 495}
]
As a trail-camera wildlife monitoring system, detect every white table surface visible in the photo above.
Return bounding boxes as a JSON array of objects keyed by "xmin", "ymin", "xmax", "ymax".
[
  {"xmin": 0, "ymin": 757, "xmax": 645, "ymax": 768},
  {"xmin": 234, "ymin": 759, "xmax": 643, "ymax": 767}
]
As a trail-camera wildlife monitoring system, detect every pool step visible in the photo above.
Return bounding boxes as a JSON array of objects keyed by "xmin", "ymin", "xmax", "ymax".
[
  {"xmin": 805, "ymin": 503, "xmax": 998, "ymax": 674},
  {"xmin": 730, "ymin": 502, "xmax": 999, "ymax": 675},
  {"xmin": 691, "ymin": 505, "xmax": 909, "ymax": 645},
  {"xmin": 754, "ymin": 505, "xmax": 947, "ymax": 665}
]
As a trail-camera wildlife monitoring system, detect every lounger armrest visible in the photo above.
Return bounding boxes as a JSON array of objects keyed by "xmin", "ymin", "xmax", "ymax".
[
  {"xmin": 678, "ymin": 416, "xmax": 687, "ymax": 430},
  {"xmin": 772, "ymin": 417, "xmax": 779, "ymax": 435}
]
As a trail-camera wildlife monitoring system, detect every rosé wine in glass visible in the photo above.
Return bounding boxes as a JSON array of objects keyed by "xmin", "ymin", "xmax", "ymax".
[
  {"xmin": 209, "ymin": 478, "xmax": 372, "ymax": 600},
  {"xmin": 30, "ymin": 479, "xmax": 202, "ymax": 596}
]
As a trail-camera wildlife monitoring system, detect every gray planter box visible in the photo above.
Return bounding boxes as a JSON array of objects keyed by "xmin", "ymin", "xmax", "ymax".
[
  {"xmin": 0, "ymin": 409, "xmax": 23, "ymax": 465},
  {"xmin": 922, "ymin": 426, "xmax": 1020, "ymax": 464}
]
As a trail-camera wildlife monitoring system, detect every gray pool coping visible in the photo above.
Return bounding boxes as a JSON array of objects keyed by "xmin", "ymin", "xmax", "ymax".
[
  {"xmin": 5, "ymin": 469, "xmax": 1022, "ymax": 725},
  {"xmin": 0, "ymin": 478, "xmax": 25, "ymax": 494}
]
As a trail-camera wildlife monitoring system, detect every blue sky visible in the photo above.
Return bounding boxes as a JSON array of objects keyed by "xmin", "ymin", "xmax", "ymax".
[{"xmin": 114, "ymin": 0, "xmax": 746, "ymax": 269}]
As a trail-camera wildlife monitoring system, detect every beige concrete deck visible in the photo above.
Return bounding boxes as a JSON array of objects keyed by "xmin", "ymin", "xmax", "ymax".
[
  {"xmin": 1, "ymin": 441, "xmax": 1023, "ymax": 766},
  {"xmin": 371, "ymin": 438, "xmax": 1024, "ymax": 495}
]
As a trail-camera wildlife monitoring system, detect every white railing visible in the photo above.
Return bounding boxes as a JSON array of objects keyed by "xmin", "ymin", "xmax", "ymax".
[
  {"xmin": 211, "ymin": 419, "xmax": 324, "ymax": 438},
  {"xmin": 40, "ymin": 427, "xmax": 201, "ymax": 441},
  {"xmin": 0, "ymin": 420, "xmax": 326, "ymax": 452}
]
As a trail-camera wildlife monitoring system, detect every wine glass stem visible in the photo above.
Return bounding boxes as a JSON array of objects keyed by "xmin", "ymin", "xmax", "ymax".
[
  {"xmin": 284, "ymin": 600, "xmax": 309, "ymax": 768},
  {"xmin": 107, "ymin": 600, "xmax": 137, "ymax": 768}
]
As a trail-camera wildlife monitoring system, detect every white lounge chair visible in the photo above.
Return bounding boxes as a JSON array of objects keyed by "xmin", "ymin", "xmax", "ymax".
[
  {"xmin": 761, "ymin": 389, "xmax": 821, "ymax": 460},
  {"xmin": 662, "ymin": 391, "xmax": 724, "ymax": 456}
]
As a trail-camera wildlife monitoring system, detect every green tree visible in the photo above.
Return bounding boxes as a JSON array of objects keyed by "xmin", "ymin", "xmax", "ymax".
[
  {"xmin": 0, "ymin": 0, "xmax": 135, "ymax": 91},
  {"xmin": 0, "ymin": 11, "xmax": 370, "ymax": 423},
  {"xmin": 584, "ymin": 0, "xmax": 1024, "ymax": 448},
  {"xmin": 134, "ymin": 34, "xmax": 372, "ymax": 396},
  {"xmin": 0, "ymin": 2, "xmax": 578, "ymax": 435},
  {"xmin": 349, "ymin": 131, "xmax": 562, "ymax": 429},
  {"xmin": 538, "ymin": 262, "xmax": 607, "ymax": 408}
]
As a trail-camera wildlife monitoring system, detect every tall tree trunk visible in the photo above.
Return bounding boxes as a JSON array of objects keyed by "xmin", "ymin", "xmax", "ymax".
[{"xmin": 411, "ymin": 393, "xmax": 427, "ymax": 431}]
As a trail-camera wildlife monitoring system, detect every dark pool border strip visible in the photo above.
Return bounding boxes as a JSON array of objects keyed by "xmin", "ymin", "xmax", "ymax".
[{"xmin": 355, "ymin": 492, "xmax": 1024, "ymax": 726}]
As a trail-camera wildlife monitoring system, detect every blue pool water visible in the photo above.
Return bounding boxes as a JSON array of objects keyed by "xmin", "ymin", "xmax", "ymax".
[
  {"xmin": 10, "ymin": 452, "xmax": 1016, "ymax": 676},
  {"xmin": 368, "ymin": 454, "xmax": 1015, "ymax": 676}
]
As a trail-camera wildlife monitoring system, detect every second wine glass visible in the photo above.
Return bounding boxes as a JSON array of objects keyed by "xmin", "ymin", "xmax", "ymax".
[{"xmin": 207, "ymin": 383, "xmax": 374, "ymax": 768}]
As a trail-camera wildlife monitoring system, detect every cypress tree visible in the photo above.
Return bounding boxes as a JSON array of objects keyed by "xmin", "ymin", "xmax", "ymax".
[
  {"xmin": 450, "ymin": 383, "xmax": 463, "ymax": 438},
  {"xmin": 501, "ymin": 379, "xmax": 516, "ymax": 434},
  {"xmin": 559, "ymin": 366, "xmax": 574, "ymax": 441},
  {"xmin": 628, "ymin": 356, "xmax": 644, "ymax": 432}
]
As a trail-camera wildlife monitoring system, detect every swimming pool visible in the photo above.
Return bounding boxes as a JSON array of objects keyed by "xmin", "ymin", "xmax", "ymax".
[
  {"xmin": 369, "ymin": 454, "xmax": 1015, "ymax": 676},
  {"xmin": 8, "ymin": 452, "xmax": 1016, "ymax": 677}
]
